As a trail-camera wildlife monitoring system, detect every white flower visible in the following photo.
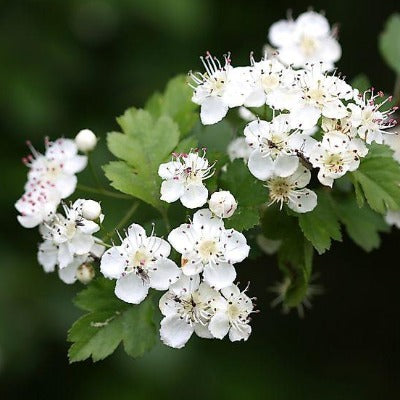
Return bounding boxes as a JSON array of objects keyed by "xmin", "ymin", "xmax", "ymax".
[
  {"xmin": 189, "ymin": 53, "xmax": 249, "ymax": 125},
  {"xmin": 100, "ymin": 223, "xmax": 181, "ymax": 304},
  {"xmin": 15, "ymin": 184, "xmax": 60, "ymax": 228},
  {"xmin": 383, "ymin": 133, "xmax": 400, "ymax": 163},
  {"xmin": 310, "ymin": 131, "xmax": 368, "ymax": 187},
  {"xmin": 75, "ymin": 129, "xmax": 97, "ymax": 152},
  {"xmin": 39, "ymin": 199, "xmax": 102, "ymax": 269},
  {"xmin": 288, "ymin": 65, "xmax": 353, "ymax": 129},
  {"xmin": 209, "ymin": 284, "xmax": 254, "ymax": 342},
  {"xmin": 38, "ymin": 242, "xmax": 104, "ymax": 284},
  {"xmin": 266, "ymin": 165, "xmax": 317, "ymax": 213},
  {"xmin": 158, "ymin": 149, "xmax": 214, "ymax": 209},
  {"xmin": 24, "ymin": 138, "xmax": 87, "ymax": 199},
  {"xmin": 244, "ymin": 56, "xmax": 298, "ymax": 109},
  {"xmin": 348, "ymin": 90, "xmax": 398, "ymax": 144},
  {"xmin": 159, "ymin": 275, "xmax": 223, "ymax": 348},
  {"xmin": 227, "ymin": 137, "xmax": 252, "ymax": 162},
  {"xmin": 209, "ymin": 191, "xmax": 237, "ymax": 218},
  {"xmin": 168, "ymin": 209, "xmax": 250, "ymax": 290},
  {"xmin": 75, "ymin": 263, "xmax": 96, "ymax": 284},
  {"xmin": 244, "ymin": 115, "xmax": 302, "ymax": 180},
  {"xmin": 80, "ymin": 199, "xmax": 102, "ymax": 221},
  {"xmin": 268, "ymin": 10, "xmax": 341, "ymax": 71},
  {"xmin": 385, "ymin": 210, "xmax": 400, "ymax": 229}
]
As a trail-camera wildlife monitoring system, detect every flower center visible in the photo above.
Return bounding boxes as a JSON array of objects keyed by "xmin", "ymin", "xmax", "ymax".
[
  {"xmin": 299, "ymin": 35, "xmax": 318, "ymax": 57},
  {"xmin": 132, "ymin": 248, "xmax": 151, "ymax": 268},
  {"xmin": 198, "ymin": 239, "xmax": 219, "ymax": 262},
  {"xmin": 207, "ymin": 72, "xmax": 226, "ymax": 96},
  {"xmin": 45, "ymin": 160, "xmax": 62, "ymax": 180},
  {"xmin": 65, "ymin": 222, "xmax": 77, "ymax": 239},
  {"xmin": 227, "ymin": 303, "xmax": 241, "ymax": 320},
  {"xmin": 307, "ymin": 86, "xmax": 326, "ymax": 106},
  {"xmin": 325, "ymin": 153, "xmax": 344, "ymax": 173},
  {"xmin": 267, "ymin": 177, "xmax": 292, "ymax": 205},
  {"xmin": 261, "ymin": 73, "xmax": 279, "ymax": 92}
]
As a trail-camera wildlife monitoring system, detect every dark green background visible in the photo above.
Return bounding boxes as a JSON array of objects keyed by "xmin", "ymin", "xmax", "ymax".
[{"xmin": 1, "ymin": 0, "xmax": 400, "ymax": 398}]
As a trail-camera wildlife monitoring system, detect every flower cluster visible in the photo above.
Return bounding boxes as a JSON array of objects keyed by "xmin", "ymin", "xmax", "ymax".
[
  {"xmin": 100, "ymin": 179, "xmax": 254, "ymax": 348},
  {"xmin": 189, "ymin": 46, "xmax": 398, "ymax": 214},
  {"xmin": 15, "ymin": 131, "xmax": 104, "ymax": 283}
]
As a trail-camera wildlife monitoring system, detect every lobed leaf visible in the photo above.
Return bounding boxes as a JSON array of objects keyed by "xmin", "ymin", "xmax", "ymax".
[{"xmin": 379, "ymin": 14, "xmax": 400, "ymax": 75}]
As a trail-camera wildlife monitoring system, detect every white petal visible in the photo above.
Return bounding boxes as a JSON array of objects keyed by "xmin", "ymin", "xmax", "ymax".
[
  {"xmin": 268, "ymin": 20, "xmax": 296, "ymax": 47},
  {"xmin": 58, "ymin": 243, "xmax": 74, "ymax": 269},
  {"xmin": 63, "ymin": 155, "xmax": 88, "ymax": 174},
  {"xmin": 317, "ymin": 169, "xmax": 334, "ymax": 187},
  {"xmin": 273, "ymin": 154, "xmax": 299, "ymax": 177},
  {"xmin": 180, "ymin": 184, "xmax": 208, "ymax": 209},
  {"xmin": 160, "ymin": 315, "xmax": 194, "ymax": 349},
  {"xmin": 115, "ymin": 273, "xmax": 149, "ymax": 304},
  {"xmin": 203, "ymin": 262, "xmax": 236, "ymax": 290},
  {"xmin": 37, "ymin": 241, "xmax": 58, "ymax": 272},
  {"xmin": 287, "ymin": 165, "xmax": 311, "ymax": 188},
  {"xmin": 194, "ymin": 323, "xmax": 213, "ymax": 339},
  {"xmin": 160, "ymin": 180, "xmax": 185, "ymax": 203},
  {"xmin": 55, "ymin": 174, "xmax": 77, "ymax": 199},
  {"xmin": 145, "ymin": 236, "xmax": 171, "ymax": 258},
  {"xmin": 168, "ymin": 224, "xmax": 196, "ymax": 254},
  {"xmin": 149, "ymin": 259, "xmax": 181, "ymax": 290},
  {"xmin": 158, "ymin": 161, "xmax": 182, "ymax": 179},
  {"xmin": 127, "ymin": 223, "xmax": 147, "ymax": 248},
  {"xmin": 289, "ymin": 105, "xmax": 321, "ymax": 130},
  {"xmin": 288, "ymin": 189, "xmax": 318, "ymax": 213},
  {"xmin": 248, "ymin": 150, "xmax": 274, "ymax": 180},
  {"xmin": 70, "ymin": 233, "xmax": 94, "ymax": 255},
  {"xmin": 58, "ymin": 261, "xmax": 80, "ymax": 284},
  {"xmin": 181, "ymin": 255, "xmax": 203, "ymax": 276},
  {"xmin": 169, "ymin": 274, "xmax": 200, "ymax": 296},
  {"xmin": 209, "ymin": 312, "xmax": 230, "ymax": 339},
  {"xmin": 223, "ymin": 230, "xmax": 250, "ymax": 264},
  {"xmin": 229, "ymin": 324, "xmax": 251, "ymax": 342},
  {"xmin": 100, "ymin": 246, "xmax": 126, "ymax": 279},
  {"xmin": 200, "ymin": 96, "xmax": 229, "ymax": 125},
  {"xmin": 78, "ymin": 220, "xmax": 100, "ymax": 235},
  {"xmin": 192, "ymin": 208, "xmax": 224, "ymax": 235},
  {"xmin": 18, "ymin": 214, "xmax": 42, "ymax": 229},
  {"xmin": 244, "ymin": 88, "xmax": 266, "ymax": 108},
  {"xmin": 295, "ymin": 11, "xmax": 330, "ymax": 37}
]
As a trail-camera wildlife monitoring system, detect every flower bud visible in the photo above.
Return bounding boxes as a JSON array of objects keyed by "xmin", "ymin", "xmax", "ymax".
[
  {"xmin": 209, "ymin": 190, "xmax": 237, "ymax": 218},
  {"xmin": 76, "ymin": 263, "xmax": 95, "ymax": 284},
  {"xmin": 75, "ymin": 129, "xmax": 97, "ymax": 152},
  {"xmin": 81, "ymin": 200, "xmax": 102, "ymax": 221}
]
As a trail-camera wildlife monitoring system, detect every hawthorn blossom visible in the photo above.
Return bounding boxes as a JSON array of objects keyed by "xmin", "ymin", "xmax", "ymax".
[
  {"xmin": 24, "ymin": 138, "xmax": 87, "ymax": 199},
  {"xmin": 168, "ymin": 209, "xmax": 250, "ymax": 290},
  {"xmin": 100, "ymin": 223, "xmax": 181, "ymax": 304},
  {"xmin": 189, "ymin": 53, "xmax": 250, "ymax": 124},
  {"xmin": 158, "ymin": 149, "xmax": 214, "ymax": 209},
  {"xmin": 38, "ymin": 199, "xmax": 102, "ymax": 270},
  {"xmin": 244, "ymin": 115, "xmax": 302, "ymax": 180},
  {"xmin": 227, "ymin": 137, "xmax": 252, "ymax": 162},
  {"xmin": 15, "ymin": 184, "xmax": 60, "ymax": 228},
  {"xmin": 310, "ymin": 131, "xmax": 368, "ymax": 187},
  {"xmin": 209, "ymin": 284, "xmax": 255, "ymax": 342},
  {"xmin": 159, "ymin": 275, "xmax": 223, "ymax": 348},
  {"xmin": 348, "ymin": 89, "xmax": 398, "ymax": 144},
  {"xmin": 75, "ymin": 129, "xmax": 97, "ymax": 152},
  {"xmin": 266, "ymin": 165, "xmax": 317, "ymax": 213},
  {"xmin": 209, "ymin": 191, "xmax": 237, "ymax": 219},
  {"xmin": 243, "ymin": 57, "xmax": 297, "ymax": 108},
  {"xmin": 268, "ymin": 10, "xmax": 341, "ymax": 71}
]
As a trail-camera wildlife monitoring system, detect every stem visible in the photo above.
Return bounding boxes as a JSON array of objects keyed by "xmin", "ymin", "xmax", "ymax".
[
  {"xmin": 77, "ymin": 184, "xmax": 132, "ymax": 200},
  {"xmin": 88, "ymin": 154, "xmax": 103, "ymax": 189},
  {"xmin": 394, "ymin": 74, "xmax": 400, "ymax": 106},
  {"xmin": 102, "ymin": 202, "xmax": 140, "ymax": 242},
  {"xmin": 160, "ymin": 208, "xmax": 171, "ymax": 232}
]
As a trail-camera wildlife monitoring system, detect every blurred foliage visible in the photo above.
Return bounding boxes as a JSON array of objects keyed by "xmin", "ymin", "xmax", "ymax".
[{"xmin": 1, "ymin": 0, "xmax": 400, "ymax": 398}]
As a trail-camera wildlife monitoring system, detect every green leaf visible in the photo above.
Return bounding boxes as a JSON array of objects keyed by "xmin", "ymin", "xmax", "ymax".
[
  {"xmin": 379, "ymin": 14, "xmax": 400, "ymax": 75},
  {"xmin": 220, "ymin": 159, "xmax": 267, "ymax": 231},
  {"xmin": 298, "ymin": 190, "xmax": 342, "ymax": 254},
  {"xmin": 333, "ymin": 196, "xmax": 389, "ymax": 252},
  {"xmin": 351, "ymin": 74, "xmax": 371, "ymax": 92},
  {"xmin": 351, "ymin": 144, "xmax": 400, "ymax": 213},
  {"xmin": 145, "ymin": 75, "xmax": 198, "ymax": 137},
  {"xmin": 122, "ymin": 299, "xmax": 156, "ymax": 358},
  {"xmin": 68, "ymin": 279, "xmax": 157, "ymax": 363},
  {"xmin": 104, "ymin": 108, "xmax": 180, "ymax": 210},
  {"xmin": 74, "ymin": 278, "xmax": 126, "ymax": 312}
]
